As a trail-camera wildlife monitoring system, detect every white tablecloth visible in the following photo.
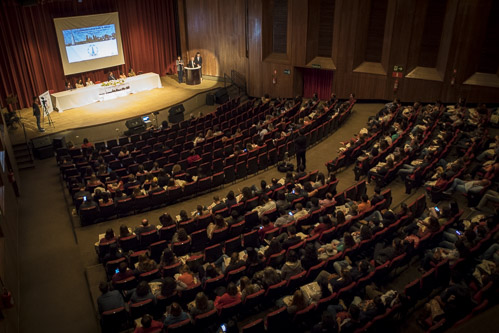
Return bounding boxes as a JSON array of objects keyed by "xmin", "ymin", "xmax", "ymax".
[{"xmin": 51, "ymin": 72, "xmax": 162, "ymax": 111}]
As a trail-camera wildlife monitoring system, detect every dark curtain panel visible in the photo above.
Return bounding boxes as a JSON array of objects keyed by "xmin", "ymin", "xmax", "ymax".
[
  {"xmin": 302, "ymin": 68, "xmax": 333, "ymax": 100},
  {"xmin": 0, "ymin": 0, "xmax": 178, "ymax": 108}
]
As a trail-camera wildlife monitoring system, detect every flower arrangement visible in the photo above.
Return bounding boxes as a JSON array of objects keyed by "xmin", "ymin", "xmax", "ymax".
[{"xmin": 101, "ymin": 79, "xmax": 126, "ymax": 87}]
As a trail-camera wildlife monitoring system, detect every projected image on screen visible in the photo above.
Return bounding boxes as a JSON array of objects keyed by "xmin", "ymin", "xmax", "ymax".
[
  {"xmin": 63, "ymin": 24, "xmax": 119, "ymax": 63},
  {"xmin": 54, "ymin": 12, "xmax": 125, "ymax": 75}
]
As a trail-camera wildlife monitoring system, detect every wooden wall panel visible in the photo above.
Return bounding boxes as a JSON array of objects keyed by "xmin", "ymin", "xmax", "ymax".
[
  {"xmin": 183, "ymin": 0, "xmax": 499, "ymax": 103},
  {"xmin": 181, "ymin": 0, "xmax": 248, "ymax": 78}
]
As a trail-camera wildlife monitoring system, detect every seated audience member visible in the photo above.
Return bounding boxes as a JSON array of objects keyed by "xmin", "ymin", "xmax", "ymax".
[
  {"xmin": 176, "ymin": 264, "xmax": 197, "ymax": 288},
  {"xmin": 280, "ymin": 250, "xmax": 304, "ymax": 280},
  {"xmin": 81, "ymin": 138, "xmax": 94, "ymax": 149},
  {"xmin": 373, "ymin": 238, "xmax": 405, "ymax": 266},
  {"xmin": 177, "ymin": 210, "xmax": 189, "ymax": 222},
  {"xmin": 163, "ymin": 302, "xmax": 190, "ymax": 327},
  {"xmin": 207, "ymin": 214, "xmax": 228, "ymax": 239},
  {"xmin": 254, "ymin": 195, "xmax": 277, "ymax": 218},
  {"xmin": 111, "ymin": 262, "xmax": 134, "ymax": 285},
  {"xmin": 319, "ymin": 192, "xmax": 335, "ymax": 206},
  {"xmin": 311, "ymin": 311, "xmax": 339, "ymax": 333},
  {"xmin": 187, "ymin": 149, "xmax": 202, "ymax": 165},
  {"xmin": 293, "ymin": 203, "xmax": 309, "ymax": 220},
  {"xmin": 258, "ymin": 216, "xmax": 275, "ymax": 240},
  {"xmin": 188, "ymin": 292, "xmax": 214, "ymax": 317},
  {"xmin": 281, "ymin": 289, "xmax": 309, "ymax": 315},
  {"xmin": 118, "ymin": 224, "xmax": 131, "ymax": 240},
  {"xmin": 134, "ymin": 219, "xmax": 156, "ymax": 238},
  {"xmin": 159, "ymin": 213, "xmax": 176, "ymax": 227},
  {"xmin": 134, "ymin": 314, "xmax": 163, "ymax": 333},
  {"xmin": 160, "ymin": 277, "xmax": 179, "ymax": 298},
  {"xmin": 136, "ymin": 253, "xmax": 158, "ymax": 274},
  {"xmin": 159, "ymin": 247, "xmax": 178, "ymax": 267},
  {"xmin": 101, "ymin": 243, "xmax": 123, "ymax": 264},
  {"xmin": 239, "ymin": 276, "xmax": 261, "ymax": 301},
  {"xmin": 279, "ymin": 225, "xmax": 303, "ymax": 250},
  {"xmin": 274, "ymin": 208, "xmax": 294, "ymax": 228},
  {"xmin": 97, "ymin": 281, "xmax": 125, "ymax": 314},
  {"xmin": 130, "ymin": 281, "xmax": 156, "ymax": 304},
  {"xmin": 100, "ymin": 228, "xmax": 116, "ymax": 244},
  {"xmin": 264, "ymin": 239, "xmax": 283, "ymax": 259},
  {"xmin": 443, "ymin": 177, "xmax": 490, "ymax": 195},
  {"xmin": 172, "ymin": 228, "xmax": 190, "ymax": 243},
  {"xmin": 301, "ymin": 243, "xmax": 320, "ymax": 271},
  {"xmin": 257, "ymin": 266, "xmax": 282, "ymax": 289},
  {"xmin": 310, "ymin": 215, "xmax": 333, "ymax": 236},
  {"xmin": 420, "ymin": 273, "xmax": 473, "ymax": 327},
  {"xmin": 220, "ymin": 251, "xmax": 245, "ymax": 274},
  {"xmin": 225, "ymin": 190, "xmax": 237, "ymax": 209},
  {"xmin": 214, "ymin": 282, "xmax": 241, "ymax": 310},
  {"xmin": 209, "ymin": 196, "xmax": 227, "ymax": 214}
]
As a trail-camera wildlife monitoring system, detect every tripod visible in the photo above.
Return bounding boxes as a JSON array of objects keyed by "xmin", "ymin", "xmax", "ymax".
[{"xmin": 41, "ymin": 98, "xmax": 54, "ymax": 128}]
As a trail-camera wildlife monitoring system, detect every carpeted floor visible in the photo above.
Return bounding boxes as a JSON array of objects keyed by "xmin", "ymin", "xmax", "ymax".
[{"xmin": 17, "ymin": 102, "xmax": 499, "ymax": 332}]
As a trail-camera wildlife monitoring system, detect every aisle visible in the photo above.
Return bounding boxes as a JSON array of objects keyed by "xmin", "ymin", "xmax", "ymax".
[{"xmin": 18, "ymin": 159, "xmax": 99, "ymax": 333}]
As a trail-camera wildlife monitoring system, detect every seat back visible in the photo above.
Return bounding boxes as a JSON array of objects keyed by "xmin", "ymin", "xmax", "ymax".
[
  {"xmin": 225, "ymin": 265, "xmax": 246, "ymax": 283},
  {"xmin": 139, "ymin": 230, "xmax": 159, "ymax": 248},
  {"xmin": 266, "ymin": 306, "xmax": 289, "ymax": 331},
  {"xmin": 172, "ymin": 239, "xmax": 191, "ymax": 256},
  {"xmin": 101, "ymin": 307, "xmax": 130, "ymax": 332},
  {"xmin": 204, "ymin": 243, "xmax": 223, "ymax": 263},
  {"xmin": 241, "ymin": 318, "xmax": 264, "ymax": 333},
  {"xmin": 129, "ymin": 299, "xmax": 153, "ymax": 319},
  {"xmin": 243, "ymin": 230, "xmax": 259, "ymax": 248},
  {"xmin": 190, "ymin": 228, "xmax": 209, "ymax": 253}
]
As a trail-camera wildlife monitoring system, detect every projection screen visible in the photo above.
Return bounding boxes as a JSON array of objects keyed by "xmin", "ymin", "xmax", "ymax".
[{"xmin": 54, "ymin": 12, "xmax": 125, "ymax": 75}]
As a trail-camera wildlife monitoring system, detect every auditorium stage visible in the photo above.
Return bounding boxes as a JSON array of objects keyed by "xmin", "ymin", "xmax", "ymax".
[{"xmin": 9, "ymin": 75, "xmax": 223, "ymax": 145}]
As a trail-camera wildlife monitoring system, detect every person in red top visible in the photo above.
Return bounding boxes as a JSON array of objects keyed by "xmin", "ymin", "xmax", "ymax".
[
  {"xmin": 134, "ymin": 314, "xmax": 163, "ymax": 333},
  {"xmin": 357, "ymin": 194, "xmax": 371, "ymax": 214},
  {"xmin": 81, "ymin": 138, "xmax": 94, "ymax": 149},
  {"xmin": 214, "ymin": 282, "xmax": 241, "ymax": 310},
  {"xmin": 176, "ymin": 264, "xmax": 196, "ymax": 288},
  {"xmin": 258, "ymin": 216, "xmax": 275, "ymax": 241},
  {"xmin": 186, "ymin": 149, "xmax": 201, "ymax": 165},
  {"xmin": 111, "ymin": 262, "xmax": 134, "ymax": 285}
]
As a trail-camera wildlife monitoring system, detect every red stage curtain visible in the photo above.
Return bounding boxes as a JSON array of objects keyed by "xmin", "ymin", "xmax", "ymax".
[
  {"xmin": 0, "ymin": 0, "xmax": 178, "ymax": 109},
  {"xmin": 302, "ymin": 68, "xmax": 334, "ymax": 101}
]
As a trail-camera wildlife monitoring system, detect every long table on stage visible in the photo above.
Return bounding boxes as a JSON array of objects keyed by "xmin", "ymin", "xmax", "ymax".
[{"xmin": 51, "ymin": 72, "xmax": 162, "ymax": 112}]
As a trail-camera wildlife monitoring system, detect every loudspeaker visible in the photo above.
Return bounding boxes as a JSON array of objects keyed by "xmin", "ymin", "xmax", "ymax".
[
  {"xmin": 32, "ymin": 136, "xmax": 52, "ymax": 149},
  {"xmin": 53, "ymin": 136, "xmax": 66, "ymax": 149},
  {"xmin": 125, "ymin": 117, "xmax": 145, "ymax": 129},
  {"xmin": 168, "ymin": 104, "xmax": 185, "ymax": 123},
  {"xmin": 34, "ymin": 145, "xmax": 54, "ymax": 159},
  {"xmin": 206, "ymin": 93, "xmax": 215, "ymax": 106},
  {"xmin": 124, "ymin": 117, "xmax": 146, "ymax": 136},
  {"xmin": 215, "ymin": 88, "xmax": 229, "ymax": 104}
]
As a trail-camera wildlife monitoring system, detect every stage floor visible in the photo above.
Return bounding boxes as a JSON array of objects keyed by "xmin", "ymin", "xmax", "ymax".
[{"xmin": 9, "ymin": 75, "xmax": 223, "ymax": 144}]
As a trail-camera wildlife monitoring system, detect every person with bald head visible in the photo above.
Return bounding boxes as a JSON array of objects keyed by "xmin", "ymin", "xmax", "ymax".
[{"xmin": 134, "ymin": 218, "xmax": 156, "ymax": 239}]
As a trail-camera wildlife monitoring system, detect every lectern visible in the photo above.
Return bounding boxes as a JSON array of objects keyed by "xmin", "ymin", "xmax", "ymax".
[{"xmin": 185, "ymin": 67, "xmax": 201, "ymax": 85}]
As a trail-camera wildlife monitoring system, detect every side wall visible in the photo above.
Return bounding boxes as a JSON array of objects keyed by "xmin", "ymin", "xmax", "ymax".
[{"xmin": 179, "ymin": 0, "xmax": 499, "ymax": 103}]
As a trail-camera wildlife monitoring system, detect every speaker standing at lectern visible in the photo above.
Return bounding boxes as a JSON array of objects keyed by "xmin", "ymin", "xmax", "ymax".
[
  {"xmin": 176, "ymin": 56, "xmax": 184, "ymax": 83},
  {"xmin": 194, "ymin": 52, "xmax": 202, "ymax": 67}
]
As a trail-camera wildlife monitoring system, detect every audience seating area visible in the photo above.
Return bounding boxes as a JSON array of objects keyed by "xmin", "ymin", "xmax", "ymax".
[
  {"xmin": 56, "ymin": 97, "xmax": 355, "ymax": 226},
  {"xmin": 90, "ymin": 98, "xmax": 499, "ymax": 333}
]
